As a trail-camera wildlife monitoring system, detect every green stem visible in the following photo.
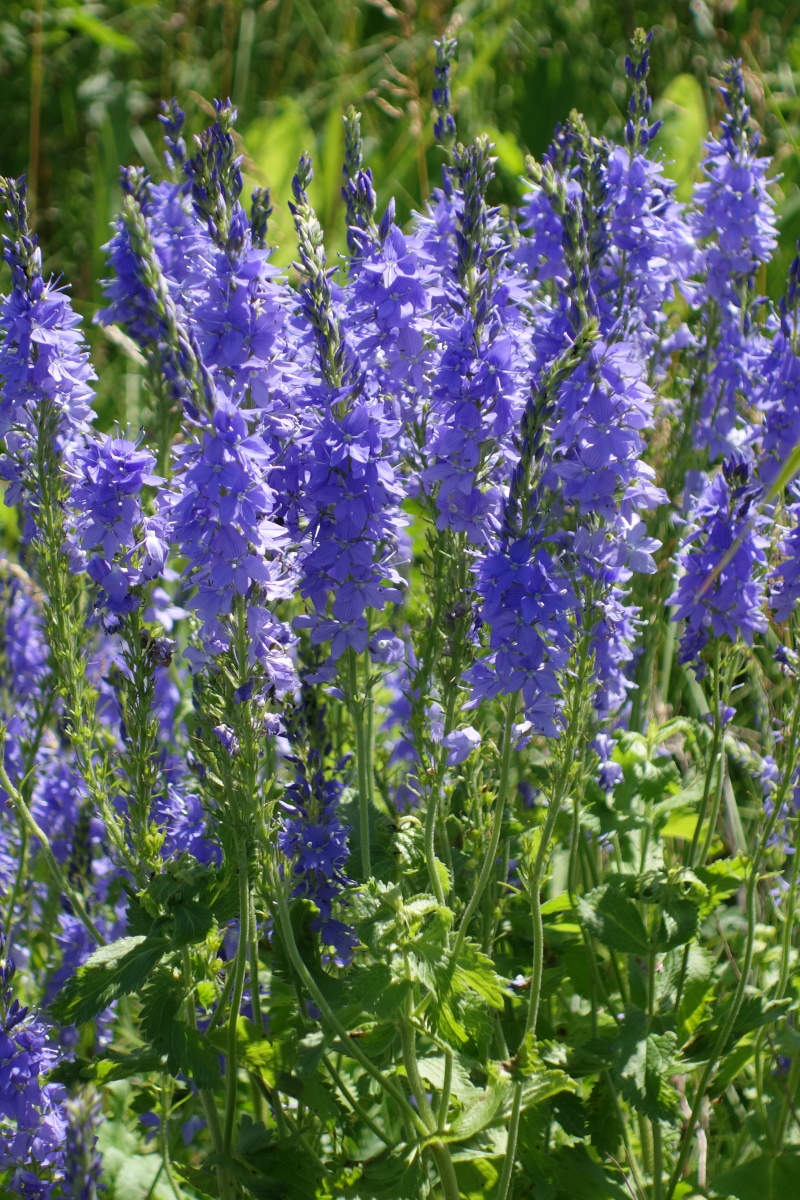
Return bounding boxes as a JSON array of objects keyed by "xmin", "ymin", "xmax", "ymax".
[
  {"xmin": 400, "ymin": 1008, "xmax": 437, "ymax": 1133},
  {"xmin": 181, "ymin": 948, "xmax": 229, "ymax": 1200},
  {"xmin": 323, "ymin": 1055, "xmax": 391, "ymax": 1147},
  {"xmin": 438, "ymin": 1049, "xmax": 453, "ymax": 1132},
  {"xmin": 399, "ymin": 965, "xmax": 460, "ymax": 1199},
  {"xmin": 425, "ymin": 768, "xmax": 447, "ymax": 905},
  {"xmin": 204, "ymin": 966, "xmax": 236, "ymax": 1036},
  {"xmin": 270, "ymin": 863, "xmax": 428, "ymax": 1138},
  {"xmin": 687, "ymin": 646, "xmax": 721, "ymax": 870},
  {"xmin": 496, "ymin": 1083, "xmax": 522, "ymax": 1200},
  {"xmin": 160, "ymin": 1079, "xmax": 184, "ymax": 1200},
  {"xmin": 451, "ymin": 700, "xmax": 516, "ymax": 965},
  {"xmin": 775, "ymin": 747, "xmax": 800, "ymax": 1149},
  {"xmin": 223, "ymin": 835, "xmax": 251, "ymax": 1154},
  {"xmin": 249, "ymin": 893, "xmax": 262, "ymax": 1031},
  {"xmin": 652, "ymin": 1122, "xmax": 664, "ymax": 1200},
  {"xmin": 348, "ymin": 648, "xmax": 372, "ymax": 879},
  {"xmin": 665, "ymin": 738, "xmax": 796, "ymax": 1198},
  {"xmin": 0, "ymin": 749, "xmax": 104, "ymax": 945}
]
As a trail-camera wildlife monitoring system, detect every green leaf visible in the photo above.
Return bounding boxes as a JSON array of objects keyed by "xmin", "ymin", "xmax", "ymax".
[
  {"xmin": 207, "ymin": 1019, "xmax": 297, "ymax": 1086},
  {"xmin": 517, "ymin": 1070, "xmax": 577, "ymax": 1115},
  {"xmin": 345, "ymin": 962, "xmax": 413, "ymax": 1020},
  {"xmin": 225, "ymin": 1129, "xmax": 324, "ymax": 1198},
  {"xmin": 139, "ymin": 969, "xmax": 222, "ymax": 1089},
  {"xmin": 50, "ymin": 935, "xmax": 168, "ymax": 1026},
  {"xmin": 342, "ymin": 1146, "xmax": 424, "ymax": 1199},
  {"xmin": 454, "ymin": 1159, "xmax": 502, "ymax": 1200},
  {"xmin": 417, "ymin": 1055, "xmax": 481, "ymax": 1104},
  {"xmin": 446, "ymin": 1080, "xmax": 510, "ymax": 1141},
  {"xmin": 677, "ymin": 947, "xmax": 714, "ymax": 1045},
  {"xmin": 710, "ymin": 1154, "xmax": 800, "ymax": 1200},
  {"xmin": 585, "ymin": 1076, "xmax": 622, "ymax": 1157},
  {"xmin": 689, "ymin": 992, "xmax": 794, "ymax": 1062},
  {"xmin": 454, "ymin": 940, "xmax": 506, "ymax": 1010},
  {"xmin": 652, "ymin": 897, "xmax": 699, "ymax": 951},
  {"xmin": 613, "ymin": 1007, "xmax": 678, "ymax": 1121},
  {"xmin": 61, "ymin": 9, "xmax": 139, "ymax": 54},
  {"xmin": 578, "ymin": 887, "xmax": 650, "ymax": 955},
  {"xmin": 550, "ymin": 1144, "xmax": 631, "ymax": 1200},
  {"xmin": 174, "ymin": 1164, "xmax": 219, "ymax": 1199},
  {"xmin": 171, "ymin": 899, "xmax": 214, "ymax": 948}
]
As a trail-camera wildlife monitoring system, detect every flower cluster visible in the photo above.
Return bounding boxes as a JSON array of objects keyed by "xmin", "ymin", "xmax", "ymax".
[
  {"xmin": 279, "ymin": 750, "xmax": 357, "ymax": 967},
  {"xmin": 4, "ymin": 32, "xmax": 800, "ymax": 1200},
  {"xmin": 66, "ymin": 433, "xmax": 166, "ymax": 625},
  {"xmin": 671, "ymin": 455, "xmax": 768, "ymax": 671},
  {"xmin": 0, "ymin": 938, "xmax": 68, "ymax": 1193},
  {"xmin": 0, "ymin": 178, "xmax": 94, "ymax": 530}
]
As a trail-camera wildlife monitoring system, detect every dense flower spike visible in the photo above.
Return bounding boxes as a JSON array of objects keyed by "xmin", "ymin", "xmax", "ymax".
[
  {"xmin": 689, "ymin": 60, "xmax": 777, "ymax": 455},
  {"xmin": 289, "ymin": 156, "xmax": 407, "ymax": 661},
  {"xmin": 432, "ymin": 35, "xmax": 458, "ymax": 155},
  {"xmin": 279, "ymin": 749, "xmax": 357, "ymax": 966},
  {"xmin": 60, "ymin": 1089, "xmax": 103, "ymax": 1200},
  {"xmin": 0, "ymin": 178, "xmax": 95, "ymax": 525},
  {"xmin": 770, "ymin": 495, "xmax": 800, "ymax": 622},
  {"xmin": 166, "ymin": 400, "xmax": 296, "ymax": 687},
  {"xmin": 421, "ymin": 136, "xmax": 529, "ymax": 544},
  {"xmin": 671, "ymin": 455, "xmax": 768, "ymax": 671},
  {"xmin": 341, "ymin": 107, "xmax": 377, "ymax": 255},
  {"xmin": 466, "ymin": 327, "xmax": 599, "ymax": 733},
  {"xmin": 66, "ymin": 433, "xmax": 167, "ymax": 623},
  {"xmin": 0, "ymin": 938, "xmax": 67, "ymax": 1190},
  {"xmin": 692, "ymin": 61, "xmax": 777, "ymax": 305}
]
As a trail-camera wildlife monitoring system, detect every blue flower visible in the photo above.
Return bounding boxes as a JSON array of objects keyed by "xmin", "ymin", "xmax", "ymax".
[
  {"xmin": 278, "ymin": 750, "xmax": 357, "ymax": 968},
  {"xmin": 671, "ymin": 454, "xmax": 768, "ymax": 671},
  {"xmin": 66, "ymin": 433, "xmax": 166, "ymax": 621}
]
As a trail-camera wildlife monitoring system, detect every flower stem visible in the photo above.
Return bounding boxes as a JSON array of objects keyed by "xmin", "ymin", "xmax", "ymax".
[
  {"xmin": 348, "ymin": 648, "xmax": 372, "ymax": 879},
  {"xmin": 496, "ymin": 1083, "xmax": 522, "ymax": 1200},
  {"xmin": 269, "ymin": 861, "xmax": 429, "ymax": 1139},
  {"xmin": 223, "ymin": 834, "xmax": 250, "ymax": 1154},
  {"xmin": 451, "ymin": 699, "xmax": 516, "ymax": 965},
  {"xmin": 665, "ymin": 717, "xmax": 799, "ymax": 1197},
  {"xmin": 0, "ymin": 744, "xmax": 104, "ymax": 946},
  {"xmin": 181, "ymin": 948, "xmax": 229, "ymax": 1200}
]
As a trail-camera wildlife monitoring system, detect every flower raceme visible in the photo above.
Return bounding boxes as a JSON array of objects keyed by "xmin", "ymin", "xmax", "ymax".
[{"xmin": 3, "ymin": 39, "xmax": 800, "ymax": 1200}]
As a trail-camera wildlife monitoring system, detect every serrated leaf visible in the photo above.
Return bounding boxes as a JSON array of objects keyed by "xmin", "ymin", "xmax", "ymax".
[
  {"xmin": 346, "ymin": 962, "xmax": 413, "ymax": 1020},
  {"xmin": 550, "ymin": 1143, "xmax": 630, "ymax": 1200},
  {"xmin": 207, "ymin": 1019, "xmax": 297, "ymax": 1086},
  {"xmin": 342, "ymin": 1146, "xmax": 424, "ymax": 1199},
  {"xmin": 454, "ymin": 940, "xmax": 506, "ymax": 1010},
  {"xmin": 140, "ymin": 969, "xmax": 222, "ymax": 1089},
  {"xmin": 224, "ymin": 1135, "xmax": 323, "ymax": 1198},
  {"xmin": 613, "ymin": 1007, "xmax": 678, "ymax": 1121},
  {"xmin": 653, "ymin": 897, "xmax": 699, "ymax": 951},
  {"xmin": 578, "ymin": 887, "xmax": 650, "ymax": 955},
  {"xmin": 174, "ymin": 1164, "xmax": 219, "ymax": 1199},
  {"xmin": 417, "ymin": 1055, "xmax": 482, "ymax": 1103},
  {"xmin": 171, "ymin": 900, "xmax": 214, "ymax": 948},
  {"xmin": 445, "ymin": 1080, "xmax": 510, "ymax": 1141},
  {"xmin": 50, "ymin": 935, "xmax": 168, "ymax": 1026},
  {"xmin": 586, "ymin": 1076, "xmax": 622, "ymax": 1157},
  {"xmin": 517, "ymin": 1069, "xmax": 576, "ymax": 1114},
  {"xmin": 677, "ymin": 947, "xmax": 714, "ymax": 1045},
  {"xmin": 710, "ymin": 1153, "xmax": 800, "ymax": 1200}
]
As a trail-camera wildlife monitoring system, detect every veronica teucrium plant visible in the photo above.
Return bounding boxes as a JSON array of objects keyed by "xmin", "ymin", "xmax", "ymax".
[{"xmin": 2, "ymin": 31, "xmax": 800, "ymax": 1200}]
